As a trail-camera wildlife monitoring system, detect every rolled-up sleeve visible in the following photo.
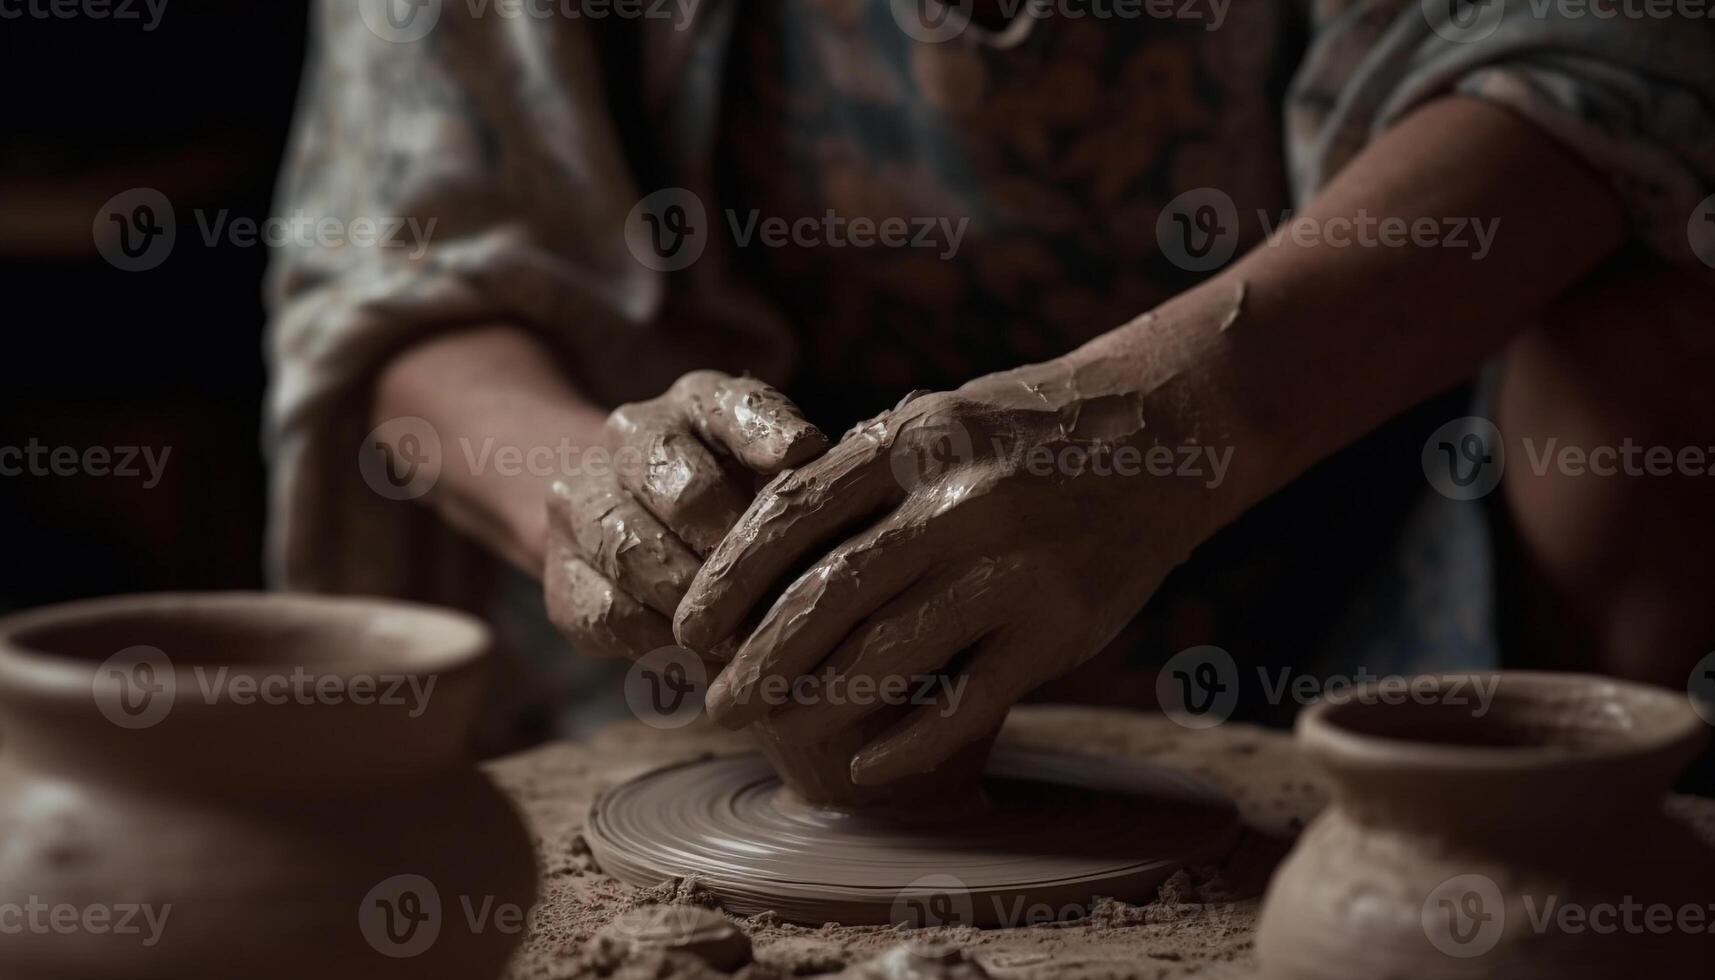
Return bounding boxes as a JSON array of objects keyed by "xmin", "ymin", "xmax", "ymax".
[
  {"xmin": 1288, "ymin": 0, "xmax": 1715, "ymax": 267},
  {"xmin": 265, "ymin": 3, "xmax": 671, "ymax": 599}
]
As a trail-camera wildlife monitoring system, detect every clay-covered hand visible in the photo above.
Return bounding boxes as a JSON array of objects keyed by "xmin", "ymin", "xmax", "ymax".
[
  {"xmin": 674, "ymin": 360, "xmax": 1219, "ymax": 784},
  {"xmin": 545, "ymin": 371, "xmax": 827, "ymax": 660}
]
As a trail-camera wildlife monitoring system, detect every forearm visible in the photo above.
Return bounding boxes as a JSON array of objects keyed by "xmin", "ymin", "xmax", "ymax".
[
  {"xmin": 1066, "ymin": 96, "xmax": 1627, "ymax": 537},
  {"xmin": 373, "ymin": 325, "xmax": 608, "ymax": 576}
]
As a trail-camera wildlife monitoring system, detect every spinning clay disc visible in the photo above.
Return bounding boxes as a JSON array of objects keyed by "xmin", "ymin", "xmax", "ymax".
[{"xmin": 586, "ymin": 747, "xmax": 1239, "ymax": 926}]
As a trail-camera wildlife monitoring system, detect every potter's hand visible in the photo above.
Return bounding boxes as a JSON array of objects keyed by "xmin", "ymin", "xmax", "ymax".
[
  {"xmin": 674, "ymin": 362, "xmax": 1216, "ymax": 784},
  {"xmin": 545, "ymin": 371, "xmax": 827, "ymax": 660}
]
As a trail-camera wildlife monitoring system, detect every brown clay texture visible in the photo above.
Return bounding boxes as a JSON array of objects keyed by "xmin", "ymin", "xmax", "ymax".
[
  {"xmin": 494, "ymin": 706, "xmax": 1715, "ymax": 980},
  {"xmin": 584, "ymin": 747, "xmax": 1238, "ymax": 926}
]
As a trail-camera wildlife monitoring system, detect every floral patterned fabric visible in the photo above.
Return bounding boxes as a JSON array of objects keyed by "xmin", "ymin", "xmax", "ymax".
[{"xmin": 266, "ymin": 0, "xmax": 1715, "ymax": 717}]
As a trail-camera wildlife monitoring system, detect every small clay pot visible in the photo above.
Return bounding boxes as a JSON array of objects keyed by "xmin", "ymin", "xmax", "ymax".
[
  {"xmin": 1256, "ymin": 671, "xmax": 1712, "ymax": 980},
  {"xmin": 750, "ymin": 705, "xmax": 999, "ymax": 810},
  {"xmin": 0, "ymin": 592, "xmax": 536, "ymax": 980}
]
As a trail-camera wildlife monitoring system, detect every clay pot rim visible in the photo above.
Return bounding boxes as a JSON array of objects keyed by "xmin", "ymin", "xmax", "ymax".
[
  {"xmin": 0, "ymin": 591, "xmax": 489, "ymax": 701},
  {"xmin": 1298, "ymin": 670, "xmax": 1707, "ymax": 774}
]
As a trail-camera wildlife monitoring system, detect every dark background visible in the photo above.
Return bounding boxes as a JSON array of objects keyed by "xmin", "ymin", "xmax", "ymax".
[{"xmin": 1, "ymin": 3, "xmax": 309, "ymax": 612}]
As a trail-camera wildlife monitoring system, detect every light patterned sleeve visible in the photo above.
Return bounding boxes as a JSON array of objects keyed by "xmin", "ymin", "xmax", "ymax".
[
  {"xmin": 1288, "ymin": 0, "xmax": 1715, "ymax": 268},
  {"xmin": 265, "ymin": 2, "xmax": 672, "ymax": 601}
]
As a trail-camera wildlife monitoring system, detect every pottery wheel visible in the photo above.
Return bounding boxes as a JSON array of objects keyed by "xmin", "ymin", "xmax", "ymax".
[{"xmin": 585, "ymin": 748, "xmax": 1240, "ymax": 926}]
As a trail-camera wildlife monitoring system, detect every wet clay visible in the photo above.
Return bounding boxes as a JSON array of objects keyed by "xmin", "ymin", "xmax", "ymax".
[
  {"xmin": 499, "ymin": 705, "xmax": 1715, "ymax": 979},
  {"xmin": 672, "ymin": 296, "xmax": 1261, "ymax": 789},
  {"xmin": 545, "ymin": 371, "xmax": 825, "ymax": 661},
  {"xmin": 1256, "ymin": 672, "xmax": 1714, "ymax": 980},
  {"xmin": 584, "ymin": 746, "xmax": 1238, "ymax": 927}
]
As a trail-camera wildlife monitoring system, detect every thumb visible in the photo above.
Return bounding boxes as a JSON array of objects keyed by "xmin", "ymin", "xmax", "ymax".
[{"xmin": 670, "ymin": 371, "xmax": 828, "ymax": 473}]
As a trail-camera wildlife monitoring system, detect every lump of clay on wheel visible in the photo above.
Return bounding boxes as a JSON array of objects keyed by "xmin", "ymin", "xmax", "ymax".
[
  {"xmin": 597, "ymin": 906, "xmax": 753, "ymax": 972},
  {"xmin": 845, "ymin": 943, "xmax": 992, "ymax": 980}
]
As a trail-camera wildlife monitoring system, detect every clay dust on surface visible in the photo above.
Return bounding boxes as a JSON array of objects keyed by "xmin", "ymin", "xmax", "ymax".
[{"xmin": 494, "ymin": 706, "xmax": 1324, "ymax": 980}]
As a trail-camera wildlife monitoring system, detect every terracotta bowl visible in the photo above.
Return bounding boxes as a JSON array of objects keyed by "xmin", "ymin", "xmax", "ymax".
[
  {"xmin": 1257, "ymin": 671, "xmax": 1710, "ymax": 980},
  {"xmin": 0, "ymin": 592, "xmax": 535, "ymax": 980}
]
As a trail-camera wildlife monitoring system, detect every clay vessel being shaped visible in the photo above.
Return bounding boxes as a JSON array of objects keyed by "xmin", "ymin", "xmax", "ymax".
[
  {"xmin": 750, "ymin": 703, "xmax": 1000, "ymax": 810},
  {"xmin": 1256, "ymin": 671, "xmax": 1712, "ymax": 980},
  {"xmin": 0, "ymin": 592, "xmax": 536, "ymax": 980}
]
